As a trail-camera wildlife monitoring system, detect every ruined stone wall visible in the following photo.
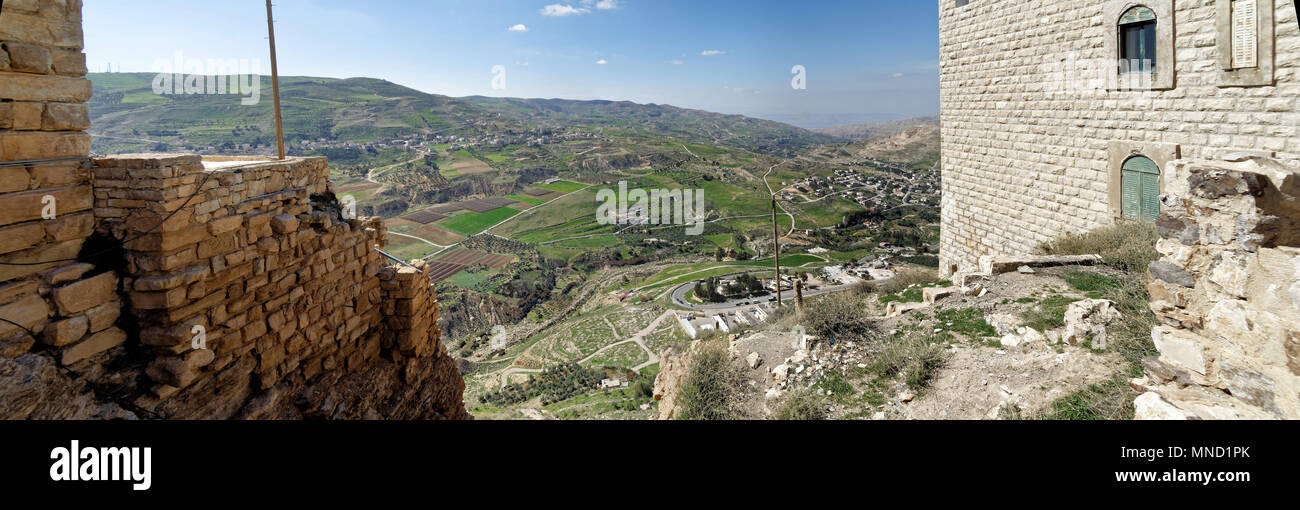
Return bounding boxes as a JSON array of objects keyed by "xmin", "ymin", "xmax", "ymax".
[
  {"xmin": 1134, "ymin": 156, "xmax": 1299, "ymax": 419},
  {"xmin": 81, "ymin": 154, "xmax": 468, "ymax": 419},
  {"xmin": 937, "ymin": 0, "xmax": 1300, "ymax": 275},
  {"xmin": 0, "ymin": 0, "xmax": 467, "ymax": 420}
]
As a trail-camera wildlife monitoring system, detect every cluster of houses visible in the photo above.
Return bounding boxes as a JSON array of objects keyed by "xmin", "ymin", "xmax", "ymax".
[
  {"xmin": 676, "ymin": 304, "xmax": 775, "ymax": 339},
  {"xmin": 790, "ymin": 164, "xmax": 940, "ymax": 211},
  {"xmin": 161, "ymin": 125, "xmax": 609, "ymax": 159}
]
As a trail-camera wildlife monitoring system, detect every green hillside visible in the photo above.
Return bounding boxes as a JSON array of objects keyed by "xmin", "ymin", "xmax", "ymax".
[
  {"xmin": 88, "ymin": 73, "xmax": 508, "ymax": 152},
  {"xmin": 462, "ymin": 96, "xmax": 839, "ymax": 156}
]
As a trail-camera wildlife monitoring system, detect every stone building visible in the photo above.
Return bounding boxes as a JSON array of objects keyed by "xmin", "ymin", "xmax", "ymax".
[
  {"xmin": 937, "ymin": 0, "xmax": 1300, "ymax": 274},
  {"xmin": 0, "ymin": 0, "xmax": 469, "ymax": 419}
]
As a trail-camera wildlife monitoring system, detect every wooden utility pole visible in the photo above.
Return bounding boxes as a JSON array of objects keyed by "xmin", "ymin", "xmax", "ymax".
[
  {"xmin": 266, "ymin": 0, "xmax": 286, "ymax": 160},
  {"xmin": 795, "ymin": 279, "xmax": 804, "ymax": 312},
  {"xmin": 771, "ymin": 196, "xmax": 782, "ymax": 306}
]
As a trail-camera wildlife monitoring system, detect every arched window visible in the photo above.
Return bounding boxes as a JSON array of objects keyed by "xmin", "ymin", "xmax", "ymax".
[
  {"xmin": 1121, "ymin": 156, "xmax": 1161, "ymax": 221},
  {"xmin": 1118, "ymin": 6, "xmax": 1157, "ymax": 74}
]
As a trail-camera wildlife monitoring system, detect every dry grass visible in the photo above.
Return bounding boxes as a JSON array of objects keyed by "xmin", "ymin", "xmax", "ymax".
[
  {"xmin": 773, "ymin": 388, "xmax": 829, "ymax": 421},
  {"xmin": 1042, "ymin": 220, "xmax": 1159, "ymax": 274},
  {"xmin": 676, "ymin": 341, "xmax": 748, "ymax": 420},
  {"xmin": 876, "ymin": 267, "xmax": 942, "ymax": 296},
  {"xmin": 802, "ymin": 293, "xmax": 875, "ymax": 342}
]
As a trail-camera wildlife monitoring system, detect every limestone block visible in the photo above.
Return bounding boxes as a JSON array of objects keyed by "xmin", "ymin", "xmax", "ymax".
[
  {"xmin": 41, "ymin": 315, "xmax": 87, "ymax": 347},
  {"xmin": 51, "ymin": 272, "xmax": 116, "ymax": 316},
  {"xmin": 41, "ymin": 103, "xmax": 89, "ymax": 131},
  {"xmin": 0, "ymin": 294, "xmax": 49, "ymax": 339},
  {"xmin": 2, "ymin": 42, "xmax": 51, "ymax": 74},
  {"xmin": 1133, "ymin": 392, "xmax": 1190, "ymax": 420},
  {"xmin": 61, "ymin": 327, "xmax": 126, "ymax": 365},
  {"xmin": 1061, "ymin": 299, "xmax": 1122, "ymax": 349},
  {"xmin": 1152, "ymin": 326, "xmax": 1208, "ymax": 376},
  {"xmin": 978, "ymin": 254, "xmax": 1102, "ymax": 274},
  {"xmin": 0, "ymin": 72, "xmax": 91, "ymax": 103},
  {"xmin": 923, "ymin": 286, "xmax": 959, "ymax": 305}
]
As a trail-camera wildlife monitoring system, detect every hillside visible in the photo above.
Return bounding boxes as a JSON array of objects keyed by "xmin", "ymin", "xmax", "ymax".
[
  {"xmin": 87, "ymin": 73, "xmax": 513, "ymax": 153},
  {"xmin": 88, "ymin": 73, "xmax": 833, "ymax": 157},
  {"xmin": 814, "ymin": 116, "xmax": 939, "ymax": 142},
  {"xmin": 463, "ymin": 96, "xmax": 838, "ymax": 156}
]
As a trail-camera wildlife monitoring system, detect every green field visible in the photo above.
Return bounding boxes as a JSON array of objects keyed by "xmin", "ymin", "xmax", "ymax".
[
  {"xmin": 439, "ymin": 207, "xmax": 522, "ymax": 236},
  {"xmin": 538, "ymin": 180, "xmax": 587, "ymax": 193},
  {"xmin": 505, "ymin": 195, "xmax": 547, "ymax": 206}
]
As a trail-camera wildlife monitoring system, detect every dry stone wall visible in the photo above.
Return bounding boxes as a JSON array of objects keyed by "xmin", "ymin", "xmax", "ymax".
[
  {"xmin": 1133, "ymin": 156, "xmax": 1300, "ymax": 419},
  {"xmin": 0, "ymin": 0, "xmax": 468, "ymax": 420},
  {"xmin": 938, "ymin": 0, "xmax": 1300, "ymax": 274}
]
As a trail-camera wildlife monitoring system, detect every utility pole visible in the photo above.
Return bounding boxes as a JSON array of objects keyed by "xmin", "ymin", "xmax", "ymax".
[
  {"xmin": 771, "ymin": 195, "xmax": 782, "ymax": 306},
  {"xmin": 266, "ymin": 0, "xmax": 286, "ymax": 160}
]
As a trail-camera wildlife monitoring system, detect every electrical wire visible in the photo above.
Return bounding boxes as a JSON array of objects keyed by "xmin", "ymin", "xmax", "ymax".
[{"xmin": 0, "ymin": 167, "xmax": 218, "ymax": 267}]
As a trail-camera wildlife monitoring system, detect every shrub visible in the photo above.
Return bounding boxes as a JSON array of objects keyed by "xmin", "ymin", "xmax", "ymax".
[
  {"xmin": 773, "ymin": 388, "xmax": 828, "ymax": 420},
  {"xmin": 877, "ymin": 268, "xmax": 941, "ymax": 296},
  {"xmin": 677, "ymin": 342, "xmax": 747, "ymax": 420},
  {"xmin": 803, "ymin": 293, "xmax": 875, "ymax": 342},
  {"xmin": 1043, "ymin": 220, "xmax": 1159, "ymax": 274},
  {"xmin": 868, "ymin": 337, "xmax": 947, "ymax": 391}
]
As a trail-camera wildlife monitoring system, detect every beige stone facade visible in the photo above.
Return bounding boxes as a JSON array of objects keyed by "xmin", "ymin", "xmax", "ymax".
[{"xmin": 938, "ymin": 0, "xmax": 1300, "ymax": 275}]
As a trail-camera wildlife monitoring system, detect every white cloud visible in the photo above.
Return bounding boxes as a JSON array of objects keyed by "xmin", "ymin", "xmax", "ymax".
[
  {"xmin": 669, "ymin": 59, "xmax": 684, "ymax": 65},
  {"xmin": 700, "ymin": 50, "xmax": 725, "ymax": 56},
  {"xmin": 596, "ymin": 59, "xmax": 608, "ymax": 65},
  {"xmin": 541, "ymin": 4, "xmax": 589, "ymax": 16},
  {"xmin": 581, "ymin": 0, "xmax": 620, "ymax": 9},
  {"xmin": 508, "ymin": 24, "xmax": 529, "ymax": 32},
  {"xmin": 892, "ymin": 72, "xmax": 905, "ymax": 78}
]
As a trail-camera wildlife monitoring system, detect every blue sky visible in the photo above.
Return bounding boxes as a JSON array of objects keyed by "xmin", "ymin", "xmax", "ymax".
[{"xmin": 84, "ymin": 0, "xmax": 939, "ymax": 124}]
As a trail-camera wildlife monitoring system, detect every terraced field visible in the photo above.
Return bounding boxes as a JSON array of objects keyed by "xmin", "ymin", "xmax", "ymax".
[{"xmin": 582, "ymin": 343, "xmax": 649, "ymax": 369}]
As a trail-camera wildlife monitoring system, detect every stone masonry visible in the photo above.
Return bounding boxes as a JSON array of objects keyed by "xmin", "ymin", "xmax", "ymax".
[
  {"xmin": 1132, "ymin": 156, "xmax": 1300, "ymax": 419},
  {"xmin": 938, "ymin": 0, "xmax": 1300, "ymax": 275},
  {"xmin": 0, "ymin": 0, "xmax": 468, "ymax": 420},
  {"xmin": 0, "ymin": 0, "xmax": 116, "ymax": 383}
]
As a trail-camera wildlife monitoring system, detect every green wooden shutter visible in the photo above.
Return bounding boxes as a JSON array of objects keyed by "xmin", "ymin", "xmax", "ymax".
[
  {"xmin": 1121, "ymin": 170, "xmax": 1141, "ymax": 220},
  {"xmin": 1140, "ymin": 172, "xmax": 1160, "ymax": 220},
  {"xmin": 1121, "ymin": 156, "xmax": 1161, "ymax": 221}
]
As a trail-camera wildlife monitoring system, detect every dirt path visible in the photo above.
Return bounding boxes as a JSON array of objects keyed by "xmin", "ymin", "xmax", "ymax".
[{"xmin": 498, "ymin": 311, "xmax": 668, "ymax": 389}]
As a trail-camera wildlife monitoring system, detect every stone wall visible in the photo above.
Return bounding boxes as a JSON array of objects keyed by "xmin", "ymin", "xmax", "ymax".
[
  {"xmin": 938, "ymin": 0, "xmax": 1300, "ymax": 275},
  {"xmin": 0, "ymin": 0, "xmax": 468, "ymax": 420},
  {"xmin": 1133, "ymin": 156, "xmax": 1299, "ymax": 419},
  {"xmin": 77, "ymin": 154, "xmax": 469, "ymax": 419},
  {"xmin": 0, "ymin": 0, "xmax": 112, "ymax": 374}
]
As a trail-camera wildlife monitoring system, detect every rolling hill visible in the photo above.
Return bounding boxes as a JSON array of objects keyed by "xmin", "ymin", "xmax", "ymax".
[
  {"xmin": 814, "ymin": 116, "xmax": 939, "ymax": 142},
  {"xmin": 462, "ymin": 96, "xmax": 838, "ymax": 156},
  {"xmin": 87, "ymin": 73, "xmax": 834, "ymax": 156}
]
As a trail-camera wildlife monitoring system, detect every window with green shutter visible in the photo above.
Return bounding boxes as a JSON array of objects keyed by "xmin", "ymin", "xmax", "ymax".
[{"xmin": 1121, "ymin": 156, "xmax": 1161, "ymax": 221}]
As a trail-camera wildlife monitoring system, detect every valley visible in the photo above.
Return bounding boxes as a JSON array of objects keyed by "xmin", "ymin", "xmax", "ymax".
[{"xmin": 88, "ymin": 72, "xmax": 942, "ymax": 420}]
